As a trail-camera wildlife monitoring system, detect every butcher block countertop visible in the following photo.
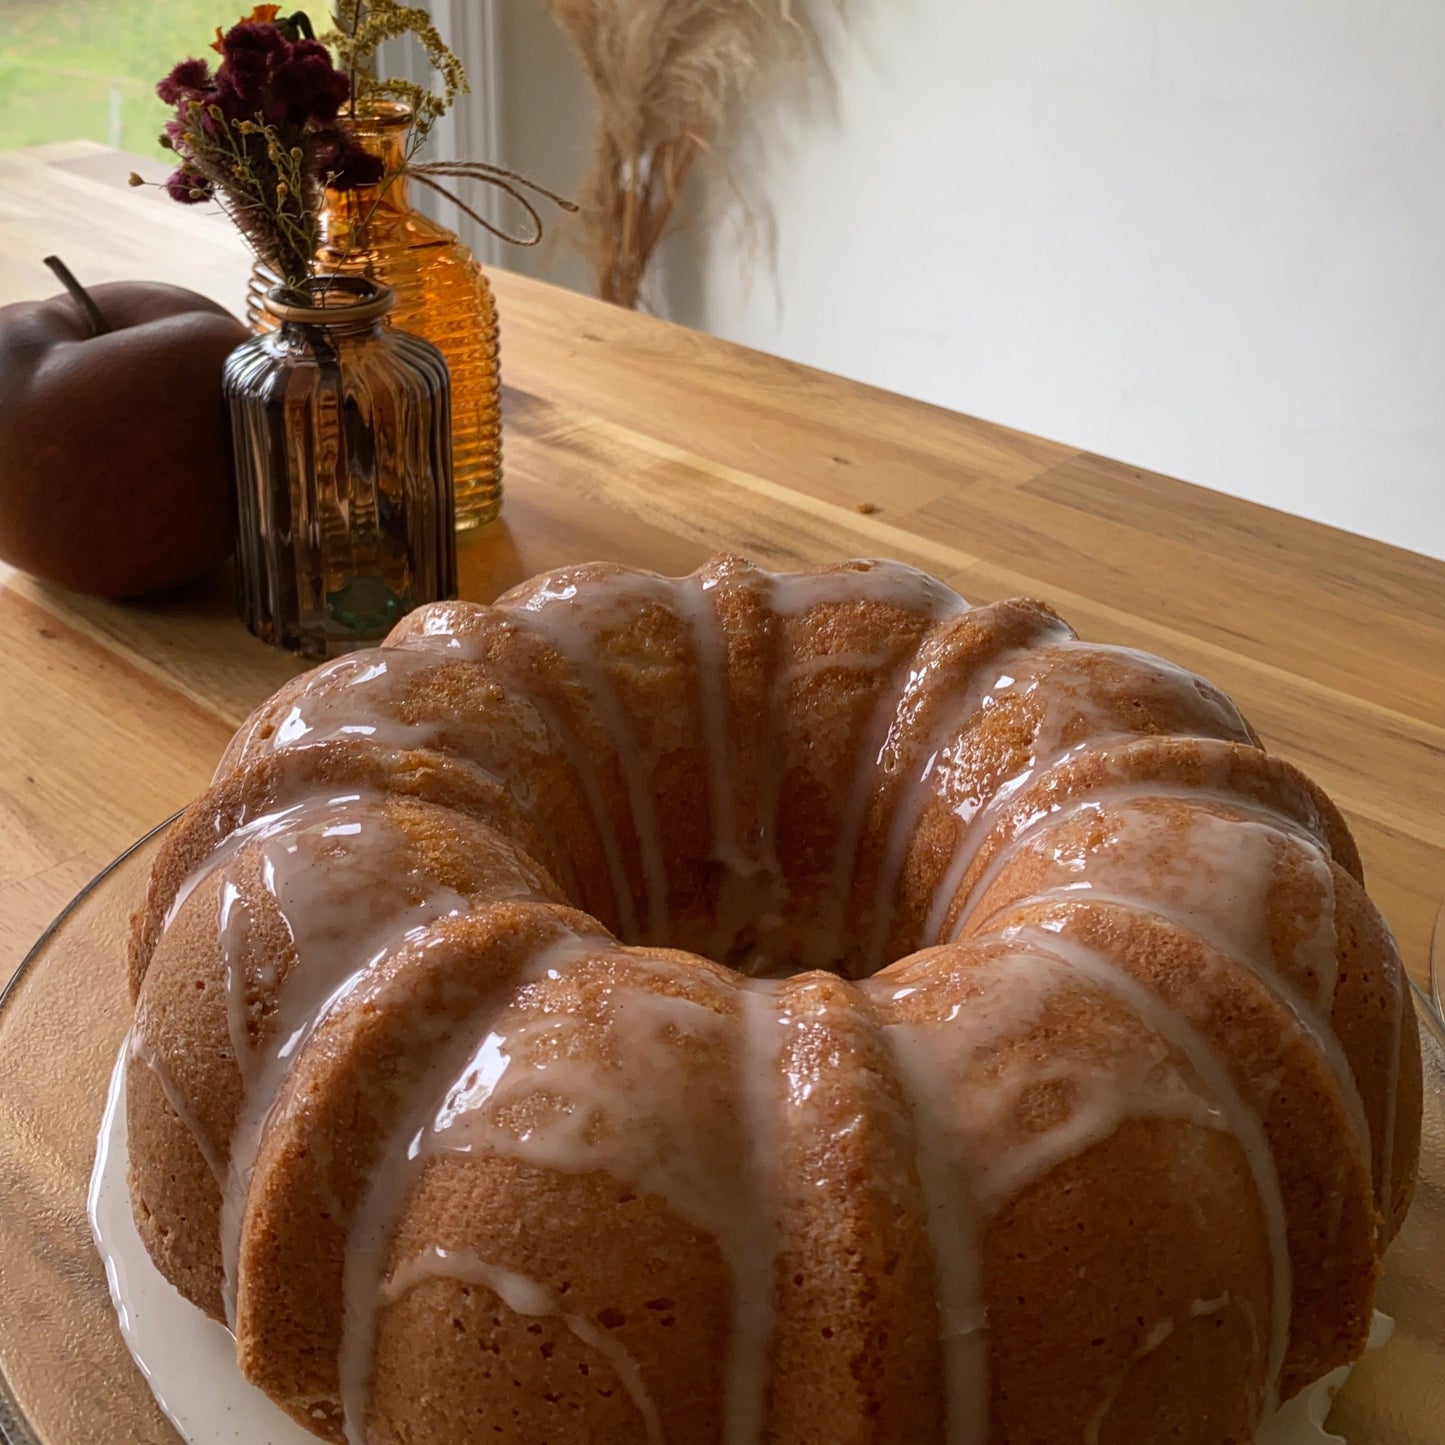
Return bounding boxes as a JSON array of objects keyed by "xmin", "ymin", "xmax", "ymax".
[{"xmin": 0, "ymin": 140, "xmax": 1441, "ymax": 992}]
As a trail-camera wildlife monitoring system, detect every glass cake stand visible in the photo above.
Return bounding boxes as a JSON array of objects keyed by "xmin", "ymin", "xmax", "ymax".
[{"xmin": 0, "ymin": 827, "xmax": 1442, "ymax": 1444}]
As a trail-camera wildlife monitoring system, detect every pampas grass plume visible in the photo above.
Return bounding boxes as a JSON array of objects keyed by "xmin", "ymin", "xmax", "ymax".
[{"xmin": 544, "ymin": 0, "xmax": 804, "ymax": 308}]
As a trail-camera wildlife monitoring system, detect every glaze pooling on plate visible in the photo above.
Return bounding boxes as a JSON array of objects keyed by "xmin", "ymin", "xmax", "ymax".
[{"xmin": 90, "ymin": 1049, "xmax": 317, "ymax": 1445}]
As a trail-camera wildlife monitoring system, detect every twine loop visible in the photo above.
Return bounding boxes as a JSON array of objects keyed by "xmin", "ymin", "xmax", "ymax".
[{"xmin": 405, "ymin": 160, "xmax": 578, "ymax": 246}]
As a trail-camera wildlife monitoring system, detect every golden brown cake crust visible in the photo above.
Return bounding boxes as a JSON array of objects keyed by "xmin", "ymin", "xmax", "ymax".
[{"xmin": 122, "ymin": 553, "xmax": 1422, "ymax": 1445}]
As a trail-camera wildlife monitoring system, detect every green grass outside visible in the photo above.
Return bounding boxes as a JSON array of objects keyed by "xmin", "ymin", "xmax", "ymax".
[{"xmin": 0, "ymin": 0, "xmax": 232, "ymax": 159}]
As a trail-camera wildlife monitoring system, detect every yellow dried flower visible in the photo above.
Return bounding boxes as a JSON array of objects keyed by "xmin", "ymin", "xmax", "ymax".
[{"xmin": 322, "ymin": 0, "xmax": 469, "ymax": 140}]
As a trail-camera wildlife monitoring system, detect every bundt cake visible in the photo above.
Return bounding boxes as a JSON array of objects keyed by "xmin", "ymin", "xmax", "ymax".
[{"xmin": 123, "ymin": 553, "xmax": 1422, "ymax": 1444}]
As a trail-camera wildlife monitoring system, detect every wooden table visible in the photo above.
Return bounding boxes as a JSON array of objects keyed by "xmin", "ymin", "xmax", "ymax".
[{"xmin": 1, "ymin": 141, "xmax": 1442, "ymax": 994}]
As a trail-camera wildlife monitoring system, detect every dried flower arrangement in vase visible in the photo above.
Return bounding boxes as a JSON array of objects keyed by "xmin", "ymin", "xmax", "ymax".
[
  {"xmin": 544, "ymin": 0, "xmax": 807, "ymax": 309},
  {"xmin": 149, "ymin": 6, "xmax": 456, "ymax": 659},
  {"xmin": 245, "ymin": 1, "xmax": 575, "ymax": 532}
]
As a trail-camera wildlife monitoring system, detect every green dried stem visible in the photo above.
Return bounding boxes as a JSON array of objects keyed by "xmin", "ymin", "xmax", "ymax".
[
  {"xmin": 170, "ymin": 105, "xmax": 324, "ymax": 294},
  {"xmin": 322, "ymin": 0, "xmax": 468, "ymax": 142}
]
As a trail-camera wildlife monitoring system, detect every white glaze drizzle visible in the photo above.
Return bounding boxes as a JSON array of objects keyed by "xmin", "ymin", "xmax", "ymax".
[
  {"xmin": 917, "ymin": 736, "xmax": 1093, "ymax": 950},
  {"xmin": 766, "ymin": 560, "xmax": 962, "ymax": 618},
  {"xmin": 429, "ymin": 594, "xmax": 650, "ymax": 938},
  {"xmin": 726, "ymin": 982, "xmax": 785, "ymax": 1445},
  {"xmin": 136, "ymin": 791, "xmax": 401, "ymax": 1200},
  {"xmin": 875, "ymin": 938, "xmax": 1241, "ymax": 1445},
  {"xmin": 1010, "ymin": 923, "xmax": 1294, "ymax": 1413},
  {"xmin": 459, "ymin": 623, "xmax": 643, "ymax": 940},
  {"xmin": 915, "ymin": 646, "xmax": 1256, "ymax": 952},
  {"xmin": 335, "ymin": 927, "xmax": 608, "ymax": 1443},
  {"xmin": 138, "ymin": 790, "xmax": 557, "ymax": 1332},
  {"xmin": 1012, "ymin": 886, "xmax": 1357, "ymax": 1109},
  {"xmin": 815, "ymin": 667, "xmax": 933, "ymax": 971},
  {"xmin": 952, "ymin": 793, "xmax": 1370, "ymax": 1173},
  {"xmin": 616, "ymin": 566, "xmax": 779, "ymax": 971},
  {"xmin": 101, "ymin": 1026, "xmax": 1401, "ymax": 1445},
  {"xmin": 754, "ymin": 563, "xmax": 969, "ymax": 974},
  {"xmin": 682, "ymin": 562, "xmax": 947, "ymax": 969},
  {"xmin": 1084, "ymin": 1318, "xmax": 1179, "ymax": 1445},
  {"xmin": 689, "ymin": 568, "xmax": 752, "ymax": 960},
  {"xmin": 967, "ymin": 1043, "xmax": 1230, "ymax": 1213},
  {"xmin": 213, "ymin": 800, "xmax": 486, "ymax": 1327},
  {"xmin": 949, "ymin": 782, "xmax": 1323, "ymax": 946},
  {"xmin": 126, "ymin": 1026, "xmax": 227, "ymax": 1180},
  {"xmin": 877, "ymin": 1014, "xmax": 990, "ymax": 1445},
  {"xmin": 865, "ymin": 642, "xmax": 1052, "ymax": 969},
  {"xmin": 812, "ymin": 604, "xmax": 976, "ymax": 973},
  {"xmin": 1190, "ymin": 1294, "xmax": 1233, "ymax": 1327},
  {"xmin": 219, "ymin": 631, "xmax": 598, "ymax": 925},
  {"xmin": 511, "ymin": 573, "xmax": 673, "ymax": 941},
  {"xmin": 381, "ymin": 1245, "xmax": 665, "ymax": 1445},
  {"xmin": 750, "ymin": 567, "xmax": 789, "ymax": 967},
  {"xmin": 333, "ymin": 935, "xmax": 785, "ymax": 1445},
  {"xmin": 160, "ymin": 796, "xmax": 320, "ymax": 932},
  {"xmin": 412, "ymin": 965, "xmax": 785, "ymax": 1445},
  {"xmin": 785, "ymin": 648, "xmax": 898, "ymax": 679},
  {"xmin": 218, "ymin": 650, "xmax": 449, "ymax": 777}
]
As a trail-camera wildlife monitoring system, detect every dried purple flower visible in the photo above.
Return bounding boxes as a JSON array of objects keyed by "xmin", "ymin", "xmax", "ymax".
[
  {"xmin": 216, "ymin": 21, "xmax": 289, "ymax": 110},
  {"xmin": 272, "ymin": 39, "xmax": 351, "ymax": 122},
  {"xmin": 219, "ymin": 19, "xmax": 290, "ymax": 64},
  {"xmin": 164, "ymin": 167, "xmax": 213, "ymax": 204},
  {"xmin": 156, "ymin": 57, "xmax": 213, "ymax": 105},
  {"xmin": 314, "ymin": 129, "xmax": 386, "ymax": 190},
  {"xmin": 155, "ymin": 9, "xmax": 434, "ymax": 289}
]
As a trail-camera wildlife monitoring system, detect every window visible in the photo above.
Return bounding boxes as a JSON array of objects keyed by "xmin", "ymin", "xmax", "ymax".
[{"xmin": 0, "ymin": 0, "xmax": 222, "ymax": 157}]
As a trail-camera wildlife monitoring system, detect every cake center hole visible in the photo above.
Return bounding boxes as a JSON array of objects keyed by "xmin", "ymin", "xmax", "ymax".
[{"xmin": 615, "ymin": 861, "xmax": 877, "ymax": 982}]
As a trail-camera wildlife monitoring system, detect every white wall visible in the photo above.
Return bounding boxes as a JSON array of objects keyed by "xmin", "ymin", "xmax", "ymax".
[
  {"xmin": 495, "ymin": 1, "xmax": 1445, "ymax": 562},
  {"xmin": 492, "ymin": 2, "xmax": 595, "ymax": 296}
]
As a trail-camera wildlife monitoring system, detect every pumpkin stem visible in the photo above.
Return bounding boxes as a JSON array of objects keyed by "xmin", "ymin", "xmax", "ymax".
[{"xmin": 43, "ymin": 255, "xmax": 112, "ymax": 337}]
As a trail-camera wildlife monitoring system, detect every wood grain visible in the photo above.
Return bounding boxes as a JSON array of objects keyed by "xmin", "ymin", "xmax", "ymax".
[{"xmin": 0, "ymin": 141, "xmax": 1441, "ymax": 992}]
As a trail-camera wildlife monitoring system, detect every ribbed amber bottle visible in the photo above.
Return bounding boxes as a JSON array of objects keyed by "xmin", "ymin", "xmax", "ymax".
[{"xmin": 246, "ymin": 102, "xmax": 502, "ymax": 530}]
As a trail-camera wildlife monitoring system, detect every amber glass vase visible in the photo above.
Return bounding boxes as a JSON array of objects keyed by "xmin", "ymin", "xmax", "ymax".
[
  {"xmin": 246, "ymin": 102, "xmax": 502, "ymax": 531},
  {"xmin": 224, "ymin": 276, "xmax": 457, "ymax": 660}
]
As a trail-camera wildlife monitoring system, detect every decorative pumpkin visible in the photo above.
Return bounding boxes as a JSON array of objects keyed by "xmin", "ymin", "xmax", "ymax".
[{"xmin": 0, "ymin": 257, "xmax": 246, "ymax": 598}]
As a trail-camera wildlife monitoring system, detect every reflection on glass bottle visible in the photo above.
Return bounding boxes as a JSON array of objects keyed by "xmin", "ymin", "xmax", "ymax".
[
  {"xmin": 224, "ymin": 276, "xmax": 457, "ymax": 659},
  {"xmin": 246, "ymin": 101, "xmax": 503, "ymax": 532}
]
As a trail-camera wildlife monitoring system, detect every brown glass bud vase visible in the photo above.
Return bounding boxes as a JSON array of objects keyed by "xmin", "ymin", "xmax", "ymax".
[{"xmin": 223, "ymin": 276, "xmax": 457, "ymax": 660}]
